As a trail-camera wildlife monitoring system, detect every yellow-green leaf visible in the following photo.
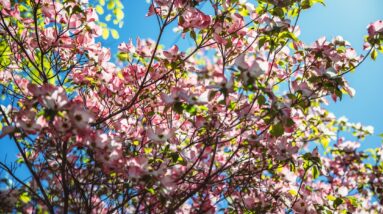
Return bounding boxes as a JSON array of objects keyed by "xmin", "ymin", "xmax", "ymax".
[
  {"xmin": 20, "ymin": 192, "xmax": 31, "ymax": 203},
  {"xmin": 105, "ymin": 14, "xmax": 112, "ymax": 21},
  {"xmin": 107, "ymin": 0, "xmax": 115, "ymax": 10},
  {"xmin": 114, "ymin": 8, "xmax": 124, "ymax": 20},
  {"xmin": 146, "ymin": 188, "xmax": 155, "ymax": 195},
  {"xmin": 95, "ymin": 5, "xmax": 104, "ymax": 14},
  {"xmin": 371, "ymin": 49, "xmax": 378, "ymax": 60},
  {"xmin": 117, "ymin": 71, "xmax": 124, "ymax": 79},
  {"xmin": 102, "ymin": 28, "xmax": 109, "ymax": 39},
  {"xmin": 111, "ymin": 29, "xmax": 119, "ymax": 39},
  {"xmin": 327, "ymin": 195, "xmax": 336, "ymax": 201},
  {"xmin": 144, "ymin": 147, "xmax": 152, "ymax": 154},
  {"xmin": 115, "ymin": 0, "xmax": 124, "ymax": 9},
  {"xmin": 313, "ymin": 0, "xmax": 326, "ymax": 6},
  {"xmin": 289, "ymin": 189, "xmax": 298, "ymax": 196}
]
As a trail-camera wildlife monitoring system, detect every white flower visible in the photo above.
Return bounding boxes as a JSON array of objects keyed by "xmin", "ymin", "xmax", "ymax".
[
  {"xmin": 147, "ymin": 128, "xmax": 175, "ymax": 142},
  {"xmin": 248, "ymin": 59, "xmax": 268, "ymax": 78},
  {"xmin": 338, "ymin": 141, "xmax": 360, "ymax": 152},
  {"xmin": 337, "ymin": 186, "xmax": 349, "ymax": 197},
  {"xmin": 42, "ymin": 87, "xmax": 68, "ymax": 109}
]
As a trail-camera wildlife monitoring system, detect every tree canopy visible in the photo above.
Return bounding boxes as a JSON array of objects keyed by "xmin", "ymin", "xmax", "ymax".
[{"xmin": 1, "ymin": 0, "xmax": 383, "ymax": 213}]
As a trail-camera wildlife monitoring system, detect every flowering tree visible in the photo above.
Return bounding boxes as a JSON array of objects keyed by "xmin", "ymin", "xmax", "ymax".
[{"xmin": 1, "ymin": 0, "xmax": 383, "ymax": 213}]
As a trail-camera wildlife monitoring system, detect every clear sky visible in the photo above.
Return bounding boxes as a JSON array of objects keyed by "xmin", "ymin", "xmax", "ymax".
[{"xmin": 1, "ymin": 0, "xmax": 383, "ymax": 179}]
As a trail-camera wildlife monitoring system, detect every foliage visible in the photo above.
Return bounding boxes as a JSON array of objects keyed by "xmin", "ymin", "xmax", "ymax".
[{"xmin": 0, "ymin": 0, "xmax": 383, "ymax": 213}]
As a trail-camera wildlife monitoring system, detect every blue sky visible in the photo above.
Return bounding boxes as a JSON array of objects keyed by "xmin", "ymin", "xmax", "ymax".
[{"xmin": 1, "ymin": 0, "xmax": 383, "ymax": 181}]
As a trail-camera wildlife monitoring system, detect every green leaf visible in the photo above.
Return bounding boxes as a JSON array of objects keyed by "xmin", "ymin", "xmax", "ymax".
[
  {"xmin": 348, "ymin": 196, "xmax": 359, "ymax": 207},
  {"xmin": 99, "ymin": 0, "xmax": 105, "ymax": 6},
  {"xmin": 371, "ymin": 49, "xmax": 378, "ymax": 60},
  {"xmin": 72, "ymin": 5, "xmax": 83, "ymax": 14},
  {"xmin": 258, "ymin": 37, "xmax": 268, "ymax": 48},
  {"xmin": 170, "ymin": 152, "xmax": 179, "ymax": 163},
  {"xmin": 228, "ymin": 100, "xmax": 236, "ymax": 110},
  {"xmin": 146, "ymin": 188, "xmax": 155, "ymax": 195},
  {"xmin": 190, "ymin": 30, "xmax": 196, "ymax": 41},
  {"xmin": 334, "ymin": 198, "xmax": 344, "ymax": 208},
  {"xmin": 184, "ymin": 104, "xmax": 197, "ymax": 116},
  {"xmin": 173, "ymin": 102, "xmax": 183, "ymax": 114},
  {"xmin": 257, "ymin": 95, "xmax": 266, "ymax": 106},
  {"xmin": 270, "ymin": 123, "xmax": 284, "ymax": 137},
  {"xmin": 312, "ymin": 165, "xmax": 320, "ymax": 179},
  {"xmin": 301, "ymin": 0, "xmax": 313, "ymax": 9},
  {"xmin": 16, "ymin": 157, "xmax": 24, "ymax": 164}
]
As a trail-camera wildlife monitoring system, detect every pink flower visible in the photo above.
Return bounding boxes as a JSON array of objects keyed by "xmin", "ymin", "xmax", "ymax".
[
  {"xmin": 243, "ymin": 194, "xmax": 259, "ymax": 209},
  {"xmin": 154, "ymin": 0, "xmax": 172, "ymax": 6},
  {"xmin": 87, "ymin": 22, "xmax": 102, "ymax": 37},
  {"xmin": 292, "ymin": 198, "xmax": 314, "ymax": 214},
  {"xmin": 274, "ymin": 137, "xmax": 299, "ymax": 160},
  {"xmin": 118, "ymin": 40, "xmax": 136, "ymax": 53},
  {"xmin": 234, "ymin": 54, "xmax": 249, "ymax": 70},
  {"xmin": 367, "ymin": 20, "xmax": 383, "ymax": 36},
  {"xmin": 240, "ymin": 58, "xmax": 269, "ymax": 83},
  {"xmin": 42, "ymin": 27, "xmax": 58, "ymax": 47},
  {"xmin": 227, "ymin": 14, "xmax": 244, "ymax": 34},
  {"xmin": 70, "ymin": 107, "xmax": 94, "ymax": 129},
  {"xmin": 160, "ymin": 87, "xmax": 189, "ymax": 105},
  {"xmin": 126, "ymin": 157, "xmax": 148, "ymax": 179},
  {"xmin": 213, "ymin": 33, "xmax": 227, "ymax": 45},
  {"xmin": 27, "ymin": 83, "xmax": 55, "ymax": 97},
  {"xmin": 0, "ymin": 189, "xmax": 19, "ymax": 212},
  {"xmin": 53, "ymin": 113, "xmax": 72, "ymax": 132},
  {"xmin": 15, "ymin": 110, "xmax": 44, "ymax": 133},
  {"xmin": 179, "ymin": 8, "xmax": 211, "ymax": 30},
  {"xmin": 160, "ymin": 93, "xmax": 177, "ymax": 105},
  {"xmin": 0, "ymin": 0, "xmax": 11, "ymax": 10},
  {"xmin": 195, "ymin": 116, "xmax": 207, "ymax": 129},
  {"xmin": 163, "ymin": 45, "xmax": 180, "ymax": 60},
  {"xmin": 86, "ymin": 8, "xmax": 98, "ymax": 22},
  {"xmin": 154, "ymin": 0, "xmax": 188, "ymax": 8}
]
